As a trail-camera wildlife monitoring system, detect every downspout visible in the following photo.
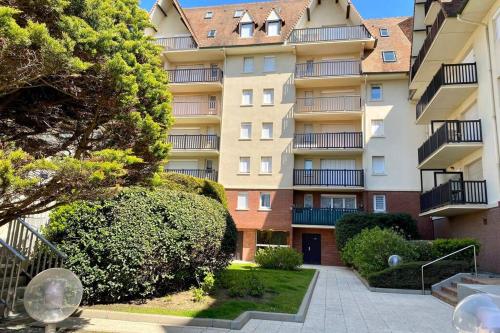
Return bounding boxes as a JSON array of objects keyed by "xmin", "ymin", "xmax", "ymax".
[
  {"xmin": 457, "ymin": 14, "xmax": 500, "ymax": 199},
  {"xmin": 363, "ymin": 74, "xmax": 368, "ymax": 211}
]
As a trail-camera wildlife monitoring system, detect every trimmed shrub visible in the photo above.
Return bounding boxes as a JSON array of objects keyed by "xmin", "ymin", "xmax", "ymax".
[
  {"xmin": 367, "ymin": 260, "xmax": 473, "ymax": 289},
  {"xmin": 45, "ymin": 188, "xmax": 237, "ymax": 304},
  {"xmin": 341, "ymin": 227, "xmax": 416, "ymax": 277},
  {"xmin": 408, "ymin": 240, "xmax": 434, "ymax": 262},
  {"xmin": 255, "ymin": 247, "xmax": 303, "ymax": 270},
  {"xmin": 335, "ymin": 213, "xmax": 420, "ymax": 251},
  {"xmin": 224, "ymin": 272, "xmax": 265, "ymax": 298},
  {"xmin": 432, "ymin": 238, "xmax": 480, "ymax": 261}
]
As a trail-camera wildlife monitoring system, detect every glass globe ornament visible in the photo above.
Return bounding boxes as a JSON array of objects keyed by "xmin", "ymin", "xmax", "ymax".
[
  {"xmin": 453, "ymin": 293, "xmax": 500, "ymax": 333},
  {"xmin": 388, "ymin": 255, "xmax": 402, "ymax": 267}
]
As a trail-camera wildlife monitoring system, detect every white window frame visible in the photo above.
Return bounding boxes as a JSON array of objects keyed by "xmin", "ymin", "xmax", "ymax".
[
  {"xmin": 260, "ymin": 156, "xmax": 272, "ymax": 174},
  {"xmin": 256, "ymin": 231, "xmax": 289, "ymax": 248},
  {"xmin": 243, "ymin": 57, "xmax": 254, "ymax": 73},
  {"xmin": 262, "ymin": 89, "xmax": 274, "ymax": 105},
  {"xmin": 371, "ymin": 119, "xmax": 385, "ymax": 137},
  {"xmin": 261, "ymin": 123, "xmax": 273, "ymax": 140},
  {"xmin": 239, "ymin": 157, "xmax": 250, "ymax": 174},
  {"xmin": 382, "ymin": 51, "xmax": 397, "ymax": 63},
  {"xmin": 379, "ymin": 28, "xmax": 389, "ymax": 37},
  {"xmin": 241, "ymin": 89, "xmax": 253, "ymax": 106},
  {"xmin": 263, "ymin": 56, "xmax": 276, "ymax": 72},
  {"xmin": 267, "ymin": 20, "xmax": 281, "ymax": 36},
  {"xmin": 240, "ymin": 123, "xmax": 252, "ymax": 140},
  {"xmin": 205, "ymin": 11, "xmax": 213, "ymax": 19},
  {"xmin": 237, "ymin": 192, "xmax": 249, "ymax": 210},
  {"xmin": 370, "ymin": 84, "xmax": 383, "ymax": 101},
  {"xmin": 240, "ymin": 23, "xmax": 254, "ymax": 38},
  {"xmin": 234, "ymin": 9, "xmax": 244, "ymax": 18},
  {"xmin": 373, "ymin": 195, "xmax": 387, "ymax": 213},
  {"xmin": 259, "ymin": 192, "xmax": 272, "ymax": 210},
  {"xmin": 321, "ymin": 194, "xmax": 357, "ymax": 209},
  {"xmin": 207, "ymin": 30, "xmax": 216, "ymax": 38},
  {"xmin": 372, "ymin": 156, "xmax": 386, "ymax": 175}
]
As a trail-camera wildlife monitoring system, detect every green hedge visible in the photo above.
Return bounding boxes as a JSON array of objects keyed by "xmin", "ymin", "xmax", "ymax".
[
  {"xmin": 367, "ymin": 260, "xmax": 473, "ymax": 289},
  {"xmin": 432, "ymin": 238, "xmax": 480, "ymax": 261},
  {"xmin": 45, "ymin": 188, "xmax": 237, "ymax": 304},
  {"xmin": 255, "ymin": 247, "xmax": 303, "ymax": 270},
  {"xmin": 335, "ymin": 213, "xmax": 420, "ymax": 251}
]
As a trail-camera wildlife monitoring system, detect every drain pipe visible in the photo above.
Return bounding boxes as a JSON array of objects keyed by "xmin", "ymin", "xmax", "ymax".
[{"xmin": 457, "ymin": 14, "xmax": 500, "ymax": 197}]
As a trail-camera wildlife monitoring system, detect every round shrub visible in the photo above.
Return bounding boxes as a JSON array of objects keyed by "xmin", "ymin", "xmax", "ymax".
[
  {"xmin": 45, "ymin": 188, "xmax": 237, "ymax": 304},
  {"xmin": 336, "ymin": 213, "xmax": 420, "ymax": 251},
  {"xmin": 341, "ymin": 227, "xmax": 416, "ymax": 277},
  {"xmin": 254, "ymin": 247, "xmax": 303, "ymax": 270}
]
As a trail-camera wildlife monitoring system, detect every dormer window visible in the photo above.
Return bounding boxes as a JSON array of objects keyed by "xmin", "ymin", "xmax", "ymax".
[
  {"xmin": 266, "ymin": 9, "xmax": 282, "ymax": 36},
  {"xmin": 234, "ymin": 9, "xmax": 244, "ymax": 18},
  {"xmin": 239, "ymin": 12, "xmax": 255, "ymax": 38},
  {"xmin": 379, "ymin": 28, "xmax": 389, "ymax": 37},
  {"xmin": 205, "ymin": 11, "xmax": 213, "ymax": 19},
  {"xmin": 207, "ymin": 30, "xmax": 216, "ymax": 38}
]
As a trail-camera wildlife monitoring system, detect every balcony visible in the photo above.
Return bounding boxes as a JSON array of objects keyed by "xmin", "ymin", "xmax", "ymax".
[
  {"xmin": 295, "ymin": 60, "xmax": 362, "ymax": 88},
  {"xmin": 167, "ymin": 135, "xmax": 219, "ymax": 156},
  {"xmin": 416, "ymin": 63, "xmax": 478, "ymax": 123},
  {"xmin": 172, "ymin": 98, "xmax": 220, "ymax": 124},
  {"xmin": 420, "ymin": 180, "xmax": 488, "ymax": 216},
  {"xmin": 418, "ymin": 120, "xmax": 483, "ymax": 168},
  {"xmin": 294, "ymin": 96, "xmax": 362, "ymax": 121},
  {"xmin": 165, "ymin": 169, "xmax": 218, "ymax": 182},
  {"xmin": 166, "ymin": 68, "xmax": 223, "ymax": 93},
  {"xmin": 293, "ymin": 133, "xmax": 363, "ymax": 155},
  {"xmin": 292, "ymin": 208, "xmax": 360, "ymax": 228},
  {"xmin": 293, "ymin": 169, "xmax": 364, "ymax": 190},
  {"xmin": 155, "ymin": 36, "xmax": 197, "ymax": 51},
  {"xmin": 288, "ymin": 26, "xmax": 375, "ymax": 55},
  {"xmin": 424, "ymin": 0, "xmax": 441, "ymax": 25}
]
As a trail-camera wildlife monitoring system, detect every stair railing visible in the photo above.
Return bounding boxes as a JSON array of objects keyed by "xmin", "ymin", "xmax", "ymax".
[
  {"xmin": 421, "ymin": 245, "xmax": 478, "ymax": 295},
  {"xmin": 0, "ymin": 238, "xmax": 27, "ymax": 317}
]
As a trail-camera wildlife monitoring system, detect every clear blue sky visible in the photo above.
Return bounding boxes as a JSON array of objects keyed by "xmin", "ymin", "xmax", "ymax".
[{"xmin": 139, "ymin": 0, "xmax": 413, "ymax": 19}]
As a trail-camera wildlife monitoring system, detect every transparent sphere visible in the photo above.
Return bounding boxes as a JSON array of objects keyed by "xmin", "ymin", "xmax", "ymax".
[
  {"xmin": 24, "ymin": 268, "xmax": 83, "ymax": 324},
  {"xmin": 388, "ymin": 255, "xmax": 402, "ymax": 267},
  {"xmin": 453, "ymin": 293, "xmax": 500, "ymax": 333}
]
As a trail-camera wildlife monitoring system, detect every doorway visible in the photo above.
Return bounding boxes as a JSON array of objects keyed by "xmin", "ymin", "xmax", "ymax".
[{"xmin": 302, "ymin": 233, "xmax": 321, "ymax": 265}]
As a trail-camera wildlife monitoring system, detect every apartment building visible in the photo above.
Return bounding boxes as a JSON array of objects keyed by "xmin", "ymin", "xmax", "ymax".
[
  {"xmin": 148, "ymin": 0, "xmax": 429, "ymax": 266},
  {"xmin": 411, "ymin": 0, "xmax": 500, "ymax": 272}
]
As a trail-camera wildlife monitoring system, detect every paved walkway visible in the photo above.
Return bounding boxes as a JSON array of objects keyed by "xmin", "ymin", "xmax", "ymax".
[{"xmin": 10, "ymin": 266, "xmax": 457, "ymax": 333}]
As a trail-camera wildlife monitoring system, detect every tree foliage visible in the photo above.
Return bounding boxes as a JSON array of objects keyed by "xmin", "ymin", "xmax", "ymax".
[{"xmin": 0, "ymin": 0, "xmax": 172, "ymax": 225}]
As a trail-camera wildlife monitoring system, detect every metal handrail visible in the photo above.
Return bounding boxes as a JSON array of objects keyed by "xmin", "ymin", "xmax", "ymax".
[
  {"xmin": 18, "ymin": 219, "xmax": 67, "ymax": 259},
  {"xmin": 0, "ymin": 239, "xmax": 27, "ymax": 262},
  {"xmin": 421, "ymin": 245, "xmax": 477, "ymax": 294},
  {"xmin": 0, "ymin": 238, "xmax": 27, "ymax": 317}
]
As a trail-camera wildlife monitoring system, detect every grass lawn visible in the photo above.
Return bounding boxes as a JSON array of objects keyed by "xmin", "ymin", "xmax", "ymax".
[{"xmin": 87, "ymin": 263, "xmax": 316, "ymax": 320}]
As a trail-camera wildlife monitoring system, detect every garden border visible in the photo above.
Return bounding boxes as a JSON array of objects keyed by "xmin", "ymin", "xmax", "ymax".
[
  {"xmin": 73, "ymin": 269, "xmax": 319, "ymax": 330},
  {"xmin": 352, "ymin": 268, "xmax": 432, "ymax": 295}
]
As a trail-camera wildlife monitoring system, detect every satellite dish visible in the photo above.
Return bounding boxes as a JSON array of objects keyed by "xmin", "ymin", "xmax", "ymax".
[{"xmin": 24, "ymin": 268, "xmax": 83, "ymax": 333}]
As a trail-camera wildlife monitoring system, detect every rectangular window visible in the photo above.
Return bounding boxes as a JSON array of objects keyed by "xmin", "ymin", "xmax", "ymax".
[
  {"xmin": 237, "ymin": 192, "xmax": 249, "ymax": 210},
  {"xmin": 239, "ymin": 157, "xmax": 250, "ymax": 174},
  {"xmin": 256, "ymin": 231, "xmax": 289, "ymax": 249},
  {"xmin": 263, "ymin": 89, "xmax": 274, "ymax": 105},
  {"xmin": 379, "ymin": 28, "xmax": 389, "ymax": 37},
  {"xmin": 234, "ymin": 9, "xmax": 244, "ymax": 18},
  {"xmin": 304, "ymin": 194, "xmax": 313, "ymax": 208},
  {"xmin": 371, "ymin": 120, "xmax": 385, "ymax": 137},
  {"xmin": 372, "ymin": 156, "xmax": 386, "ymax": 175},
  {"xmin": 260, "ymin": 157, "xmax": 272, "ymax": 174},
  {"xmin": 267, "ymin": 21, "xmax": 281, "ymax": 36},
  {"xmin": 240, "ymin": 23, "xmax": 254, "ymax": 38},
  {"xmin": 207, "ymin": 30, "xmax": 216, "ymax": 38},
  {"xmin": 263, "ymin": 56, "xmax": 276, "ymax": 72},
  {"xmin": 373, "ymin": 195, "xmax": 387, "ymax": 213},
  {"xmin": 240, "ymin": 123, "xmax": 252, "ymax": 139},
  {"xmin": 243, "ymin": 57, "xmax": 254, "ymax": 73},
  {"xmin": 242, "ymin": 90, "xmax": 253, "ymax": 106},
  {"xmin": 261, "ymin": 123, "xmax": 273, "ymax": 139},
  {"xmin": 382, "ymin": 51, "xmax": 397, "ymax": 62},
  {"xmin": 370, "ymin": 85, "xmax": 383, "ymax": 101},
  {"xmin": 259, "ymin": 192, "xmax": 271, "ymax": 210},
  {"xmin": 205, "ymin": 11, "xmax": 213, "ymax": 19}
]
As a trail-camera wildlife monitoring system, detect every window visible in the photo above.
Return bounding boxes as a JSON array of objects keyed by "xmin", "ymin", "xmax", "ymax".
[
  {"xmin": 237, "ymin": 192, "xmax": 249, "ymax": 210},
  {"xmin": 243, "ymin": 57, "xmax": 254, "ymax": 73},
  {"xmin": 263, "ymin": 89, "xmax": 274, "ymax": 105},
  {"xmin": 206, "ymin": 160, "xmax": 213, "ymax": 170},
  {"xmin": 240, "ymin": 23, "xmax": 254, "ymax": 38},
  {"xmin": 207, "ymin": 30, "xmax": 216, "ymax": 38},
  {"xmin": 259, "ymin": 192, "xmax": 271, "ymax": 210},
  {"xmin": 240, "ymin": 123, "xmax": 252, "ymax": 139},
  {"xmin": 321, "ymin": 195, "xmax": 356, "ymax": 209},
  {"xmin": 208, "ymin": 96, "xmax": 217, "ymax": 110},
  {"xmin": 304, "ymin": 194, "xmax": 313, "ymax": 208},
  {"xmin": 205, "ymin": 11, "xmax": 213, "ymax": 19},
  {"xmin": 260, "ymin": 157, "xmax": 272, "ymax": 174},
  {"xmin": 242, "ymin": 89, "xmax": 253, "ymax": 106},
  {"xmin": 379, "ymin": 28, "xmax": 389, "ymax": 37},
  {"xmin": 372, "ymin": 156, "xmax": 386, "ymax": 175},
  {"xmin": 370, "ymin": 85, "xmax": 383, "ymax": 101},
  {"xmin": 373, "ymin": 195, "xmax": 387, "ymax": 213},
  {"xmin": 261, "ymin": 123, "xmax": 273, "ymax": 139},
  {"xmin": 239, "ymin": 157, "xmax": 250, "ymax": 174},
  {"xmin": 234, "ymin": 9, "xmax": 244, "ymax": 18},
  {"xmin": 263, "ymin": 56, "xmax": 276, "ymax": 72},
  {"xmin": 382, "ymin": 51, "xmax": 397, "ymax": 62},
  {"xmin": 267, "ymin": 21, "xmax": 281, "ymax": 36},
  {"xmin": 371, "ymin": 120, "xmax": 385, "ymax": 137},
  {"xmin": 256, "ymin": 231, "xmax": 289, "ymax": 249}
]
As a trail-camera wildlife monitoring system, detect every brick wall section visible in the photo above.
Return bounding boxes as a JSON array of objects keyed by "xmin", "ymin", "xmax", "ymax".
[
  {"xmin": 433, "ymin": 205, "xmax": 500, "ymax": 274},
  {"xmin": 292, "ymin": 228, "xmax": 342, "ymax": 266},
  {"xmin": 242, "ymin": 230, "xmax": 257, "ymax": 262}
]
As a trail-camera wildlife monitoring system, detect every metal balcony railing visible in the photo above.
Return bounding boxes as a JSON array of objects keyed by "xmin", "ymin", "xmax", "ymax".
[
  {"xmin": 288, "ymin": 25, "xmax": 372, "ymax": 43},
  {"xmin": 292, "ymin": 208, "xmax": 360, "ymax": 226},
  {"xmin": 420, "ymin": 180, "xmax": 488, "ymax": 212},
  {"xmin": 295, "ymin": 60, "xmax": 361, "ymax": 79},
  {"xmin": 173, "ymin": 99, "xmax": 219, "ymax": 117},
  {"xmin": 293, "ymin": 132, "xmax": 363, "ymax": 149},
  {"xmin": 165, "ymin": 169, "xmax": 218, "ymax": 181},
  {"xmin": 418, "ymin": 120, "xmax": 482, "ymax": 164},
  {"xmin": 293, "ymin": 169, "xmax": 364, "ymax": 187},
  {"xmin": 167, "ymin": 68, "xmax": 223, "ymax": 84},
  {"xmin": 295, "ymin": 96, "xmax": 362, "ymax": 113},
  {"xmin": 154, "ymin": 36, "xmax": 197, "ymax": 50},
  {"xmin": 167, "ymin": 135, "xmax": 219, "ymax": 150}
]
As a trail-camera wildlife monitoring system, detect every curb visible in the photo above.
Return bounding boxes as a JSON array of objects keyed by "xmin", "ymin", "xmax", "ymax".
[
  {"xmin": 352, "ymin": 268, "xmax": 432, "ymax": 295},
  {"xmin": 74, "ymin": 269, "xmax": 319, "ymax": 331}
]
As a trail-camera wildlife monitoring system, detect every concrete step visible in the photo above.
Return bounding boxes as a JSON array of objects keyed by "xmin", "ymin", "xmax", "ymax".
[
  {"xmin": 461, "ymin": 277, "xmax": 500, "ymax": 285},
  {"xmin": 441, "ymin": 286, "xmax": 458, "ymax": 297},
  {"xmin": 1, "ymin": 286, "xmax": 26, "ymax": 299},
  {"xmin": 0, "ymin": 275, "xmax": 28, "ymax": 287},
  {"xmin": 432, "ymin": 289, "xmax": 458, "ymax": 306}
]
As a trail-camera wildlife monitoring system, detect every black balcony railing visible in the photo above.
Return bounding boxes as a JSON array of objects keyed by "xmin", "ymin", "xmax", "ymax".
[
  {"xmin": 167, "ymin": 68, "xmax": 223, "ymax": 84},
  {"xmin": 295, "ymin": 60, "xmax": 361, "ymax": 78},
  {"xmin": 292, "ymin": 208, "xmax": 360, "ymax": 226},
  {"xmin": 294, "ymin": 132, "xmax": 363, "ymax": 149},
  {"xmin": 421, "ymin": 180, "xmax": 488, "ymax": 212},
  {"xmin": 416, "ymin": 63, "xmax": 478, "ymax": 119},
  {"xmin": 154, "ymin": 36, "xmax": 197, "ymax": 50},
  {"xmin": 295, "ymin": 96, "xmax": 362, "ymax": 113},
  {"xmin": 165, "ymin": 169, "xmax": 218, "ymax": 181},
  {"xmin": 288, "ymin": 25, "xmax": 372, "ymax": 44},
  {"xmin": 293, "ymin": 169, "xmax": 364, "ymax": 187},
  {"xmin": 167, "ymin": 135, "xmax": 219, "ymax": 150},
  {"xmin": 418, "ymin": 120, "xmax": 482, "ymax": 164}
]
